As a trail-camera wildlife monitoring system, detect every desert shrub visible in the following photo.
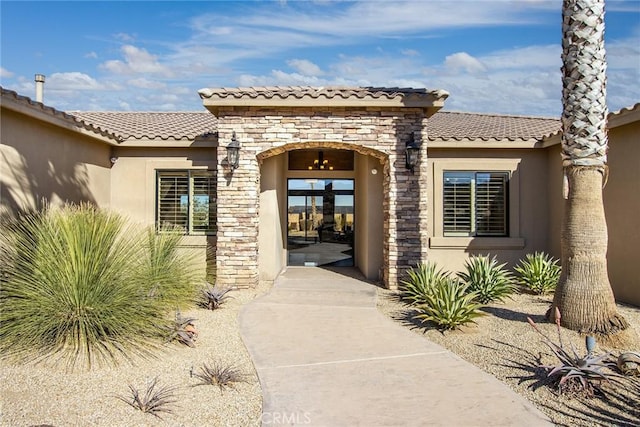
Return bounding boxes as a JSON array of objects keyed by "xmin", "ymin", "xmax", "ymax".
[
  {"xmin": 458, "ymin": 255, "xmax": 515, "ymax": 304},
  {"xmin": 138, "ymin": 226, "xmax": 199, "ymax": 310},
  {"xmin": 116, "ymin": 377, "xmax": 179, "ymax": 418},
  {"xmin": 514, "ymin": 252, "xmax": 561, "ymax": 295},
  {"xmin": 166, "ymin": 311, "xmax": 198, "ymax": 348},
  {"xmin": 413, "ymin": 277, "xmax": 484, "ymax": 330},
  {"xmin": 528, "ymin": 308, "xmax": 619, "ymax": 397},
  {"xmin": 400, "ymin": 262, "xmax": 451, "ymax": 305},
  {"xmin": 198, "ymin": 285, "xmax": 233, "ymax": 310},
  {"xmin": 192, "ymin": 362, "xmax": 247, "ymax": 392},
  {"xmin": 0, "ymin": 204, "xmax": 200, "ymax": 367}
]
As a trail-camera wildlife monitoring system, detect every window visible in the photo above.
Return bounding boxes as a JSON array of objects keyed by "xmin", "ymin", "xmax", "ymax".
[
  {"xmin": 443, "ymin": 171, "xmax": 508, "ymax": 237},
  {"xmin": 157, "ymin": 170, "xmax": 216, "ymax": 234}
]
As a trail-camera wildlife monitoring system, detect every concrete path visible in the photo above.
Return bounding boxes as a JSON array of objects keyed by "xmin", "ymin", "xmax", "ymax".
[{"xmin": 239, "ymin": 267, "xmax": 552, "ymax": 427}]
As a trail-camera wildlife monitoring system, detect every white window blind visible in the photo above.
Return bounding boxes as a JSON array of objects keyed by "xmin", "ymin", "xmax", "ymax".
[
  {"xmin": 443, "ymin": 171, "xmax": 508, "ymax": 237},
  {"xmin": 157, "ymin": 170, "xmax": 216, "ymax": 234}
]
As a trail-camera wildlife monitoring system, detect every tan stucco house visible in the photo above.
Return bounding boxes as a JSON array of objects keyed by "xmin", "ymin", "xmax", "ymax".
[{"xmin": 1, "ymin": 86, "xmax": 638, "ymax": 305}]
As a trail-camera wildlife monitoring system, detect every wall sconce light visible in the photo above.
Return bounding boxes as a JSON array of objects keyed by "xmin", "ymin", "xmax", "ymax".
[
  {"xmin": 110, "ymin": 156, "xmax": 118, "ymax": 165},
  {"xmin": 405, "ymin": 133, "xmax": 420, "ymax": 173},
  {"xmin": 226, "ymin": 131, "xmax": 240, "ymax": 169}
]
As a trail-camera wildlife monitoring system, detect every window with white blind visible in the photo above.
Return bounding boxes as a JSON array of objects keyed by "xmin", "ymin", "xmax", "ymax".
[
  {"xmin": 157, "ymin": 170, "xmax": 216, "ymax": 234},
  {"xmin": 443, "ymin": 171, "xmax": 508, "ymax": 237}
]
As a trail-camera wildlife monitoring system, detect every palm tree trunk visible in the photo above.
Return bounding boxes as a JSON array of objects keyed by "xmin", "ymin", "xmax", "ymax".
[
  {"xmin": 549, "ymin": 0, "xmax": 628, "ymax": 334},
  {"xmin": 551, "ymin": 167, "xmax": 627, "ymax": 333}
]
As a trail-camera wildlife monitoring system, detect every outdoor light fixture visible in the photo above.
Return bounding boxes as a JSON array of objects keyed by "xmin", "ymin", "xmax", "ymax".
[
  {"xmin": 405, "ymin": 133, "xmax": 420, "ymax": 173},
  {"xmin": 226, "ymin": 131, "xmax": 240, "ymax": 169}
]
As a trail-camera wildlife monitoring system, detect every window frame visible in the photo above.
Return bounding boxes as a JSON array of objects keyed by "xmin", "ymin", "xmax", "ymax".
[
  {"xmin": 156, "ymin": 169, "xmax": 216, "ymax": 235},
  {"xmin": 443, "ymin": 171, "xmax": 509, "ymax": 237},
  {"xmin": 430, "ymin": 159, "xmax": 524, "ymax": 249}
]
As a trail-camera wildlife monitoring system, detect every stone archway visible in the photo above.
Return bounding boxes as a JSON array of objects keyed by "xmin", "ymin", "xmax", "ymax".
[{"xmin": 257, "ymin": 142, "xmax": 390, "ymax": 285}]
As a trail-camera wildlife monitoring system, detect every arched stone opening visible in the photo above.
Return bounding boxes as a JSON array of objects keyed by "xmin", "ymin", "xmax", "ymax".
[{"xmin": 257, "ymin": 142, "xmax": 389, "ymax": 285}]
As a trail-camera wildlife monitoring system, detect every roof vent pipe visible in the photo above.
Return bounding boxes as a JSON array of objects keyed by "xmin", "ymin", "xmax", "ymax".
[{"xmin": 35, "ymin": 74, "xmax": 45, "ymax": 103}]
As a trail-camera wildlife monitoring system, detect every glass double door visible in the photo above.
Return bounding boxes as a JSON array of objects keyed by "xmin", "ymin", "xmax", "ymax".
[{"xmin": 287, "ymin": 179, "xmax": 354, "ymax": 267}]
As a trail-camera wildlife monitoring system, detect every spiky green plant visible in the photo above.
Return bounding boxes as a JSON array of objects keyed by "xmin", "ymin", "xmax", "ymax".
[
  {"xmin": 400, "ymin": 261, "xmax": 452, "ymax": 306},
  {"xmin": 116, "ymin": 377, "xmax": 179, "ymax": 418},
  {"xmin": 413, "ymin": 277, "xmax": 485, "ymax": 330},
  {"xmin": 192, "ymin": 362, "xmax": 247, "ymax": 392},
  {"xmin": 0, "ymin": 204, "xmax": 165, "ymax": 367},
  {"xmin": 528, "ymin": 308, "xmax": 619, "ymax": 396},
  {"xmin": 138, "ymin": 226, "xmax": 199, "ymax": 310},
  {"xmin": 458, "ymin": 255, "xmax": 515, "ymax": 304},
  {"xmin": 514, "ymin": 252, "xmax": 561, "ymax": 295}
]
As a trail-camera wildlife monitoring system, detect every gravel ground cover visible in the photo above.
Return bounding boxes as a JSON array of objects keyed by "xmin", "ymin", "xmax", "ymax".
[
  {"xmin": 0, "ymin": 283, "xmax": 270, "ymax": 427},
  {"xmin": 377, "ymin": 289, "xmax": 640, "ymax": 427}
]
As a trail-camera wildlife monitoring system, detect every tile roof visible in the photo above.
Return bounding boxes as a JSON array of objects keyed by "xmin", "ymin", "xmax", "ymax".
[
  {"xmin": 198, "ymin": 86, "xmax": 450, "ymax": 101},
  {"xmin": 1, "ymin": 87, "xmax": 121, "ymax": 142},
  {"xmin": 70, "ymin": 111, "xmax": 217, "ymax": 141},
  {"xmin": 427, "ymin": 111, "xmax": 561, "ymax": 141}
]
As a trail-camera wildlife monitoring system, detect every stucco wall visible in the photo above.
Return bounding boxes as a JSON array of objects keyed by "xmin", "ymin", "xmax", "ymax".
[
  {"xmin": 109, "ymin": 147, "xmax": 218, "ymax": 275},
  {"xmin": 258, "ymin": 154, "xmax": 287, "ymax": 282},
  {"xmin": 354, "ymin": 153, "xmax": 384, "ymax": 281},
  {"xmin": 0, "ymin": 108, "xmax": 111, "ymax": 215},
  {"xmin": 426, "ymin": 148, "xmax": 550, "ymax": 274},
  {"xmin": 546, "ymin": 122, "xmax": 640, "ymax": 306},
  {"xmin": 604, "ymin": 121, "xmax": 640, "ymax": 306}
]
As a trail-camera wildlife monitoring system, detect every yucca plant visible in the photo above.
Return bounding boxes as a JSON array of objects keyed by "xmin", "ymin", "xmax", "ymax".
[
  {"xmin": 0, "ymin": 204, "xmax": 164, "ymax": 368},
  {"xmin": 458, "ymin": 255, "xmax": 515, "ymax": 304},
  {"xmin": 138, "ymin": 226, "xmax": 200, "ymax": 311},
  {"xmin": 514, "ymin": 252, "xmax": 561, "ymax": 295},
  {"xmin": 192, "ymin": 362, "xmax": 247, "ymax": 392},
  {"xmin": 198, "ymin": 284, "xmax": 233, "ymax": 310},
  {"xmin": 116, "ymin": 377, "xmax": 179, "ymax": 418},
  {"xmin": 413, "ymin": 277, "xmax": 485, "ymax": 330},
  {"xmin": 528, "ymin": 308, "xmax": 619, "ymax": 396},
  {"xmin": 400, "ymin": 261, "xmax": 451, "ymax": 306}
]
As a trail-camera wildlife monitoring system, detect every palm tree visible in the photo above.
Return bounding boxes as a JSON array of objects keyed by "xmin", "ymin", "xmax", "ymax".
[{"xmin": 550, "ymin": 0, "xmax": 628, "ymax": 334}]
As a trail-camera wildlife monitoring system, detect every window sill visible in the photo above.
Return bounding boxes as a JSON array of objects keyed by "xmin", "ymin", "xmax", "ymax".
[{"xmin": 429, "ymin": 236, "xmax": 525, "ymax": 249}]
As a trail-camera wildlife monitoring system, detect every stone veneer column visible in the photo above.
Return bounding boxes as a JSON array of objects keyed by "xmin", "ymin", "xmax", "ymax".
[
  {"xmin": 214, "ymin": 106, "xmax": 429, "ymax": 290},
  {"xmin": 215, "ymin": 127, "xmax": 260, "ymax": 289}
]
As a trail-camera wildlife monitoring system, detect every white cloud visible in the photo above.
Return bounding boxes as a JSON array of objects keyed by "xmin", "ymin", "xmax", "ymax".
[
  {"xmin": 101, "ymin": 45, "xmax": 173, "ymax": 77},
  {"xmin": 127, "ymin": 78, "xmax": 167, "ymax": 90},
  {"xmin": 401, "ymin": 49, "xmax": 420, "ymax": 57},
  {"xmin": 1, "ymin": 67, "xmax": 14, "ymax": 78},
  {"xmin": 84, "ymin": 51, "xmax": 98, "ymax": 59},
  {"xmin": 444, "ymin": 52, "xmax": 487, "ymax": 74},
  {"xmin": 114, "ymin": 32, "xmax": 135, "ymax": 42},
  {"xmin": 48, "ymin": 72, "xmax": 107, "ymax": 90},
  {"xmin": 286, "ymin": 59, "xmax": 323, "ymax": 76}
]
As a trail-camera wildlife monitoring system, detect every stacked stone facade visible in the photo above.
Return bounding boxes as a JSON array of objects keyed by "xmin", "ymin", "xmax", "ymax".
[{"xmin": 215, "ymin": 106, "xmax": 430, "ymax": 289}]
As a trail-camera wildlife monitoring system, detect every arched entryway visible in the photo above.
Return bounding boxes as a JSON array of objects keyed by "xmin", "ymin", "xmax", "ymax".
[{"xmin": 257, "ymin": 142, "xmax": 388, "ymax": 284}]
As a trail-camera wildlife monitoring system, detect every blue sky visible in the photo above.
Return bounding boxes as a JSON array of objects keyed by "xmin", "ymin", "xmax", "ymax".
[{"xmin": 1, "ymin": 0, "xmax": 638, "ymax": 116}]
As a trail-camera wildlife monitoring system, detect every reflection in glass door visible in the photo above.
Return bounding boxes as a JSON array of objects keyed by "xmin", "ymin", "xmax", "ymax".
[{"xmin": 287, "ymin": 179, "xmax": 354, "ymax": 267}]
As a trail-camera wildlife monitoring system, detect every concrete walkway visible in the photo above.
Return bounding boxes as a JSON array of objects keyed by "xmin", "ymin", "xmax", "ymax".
[{"xmin": 239, "ymin": 267, "xmax": 552, "ymax": 427}]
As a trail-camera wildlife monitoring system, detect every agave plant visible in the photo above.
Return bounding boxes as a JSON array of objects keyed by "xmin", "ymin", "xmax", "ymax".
[
  {"xmin": 514, "ymin": 252, "xmax": 561, "ymax": 295},
  {"xmin": 199, "ymin": 284, "xmax": 233, "ymax": 310},
  {"xmin": 400, "ymin": 262, "xmax": 452, "ymax": 306},
  {"xmin": 413, "ymin": 277, "xmax": 485, "ymax": 330},
  {"xmin": 528, "ymin": 308, "xmax": 618, "ymax": 396},
  {"xmin": 458, "ymin": 255, "xmax": 515, "ymax": 304},
  {"xmin": 116, "ymin": 377, "xmax": 179, "ymax": 418},
  {"xmin": 166, "ymin": 311, "xmax": 198, "ymax": 348},
  {"xmin": 192, "ymin": 362, "xmax": 247, "ymax": 392}
]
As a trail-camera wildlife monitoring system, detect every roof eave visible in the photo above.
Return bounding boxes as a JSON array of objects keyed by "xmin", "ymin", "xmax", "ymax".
[
  {"xmin": 199, "ymin": 89, "xmax": 447, "ymax": 117},
  {"xmin": 1, "ymin": 90, "xmax": 121, "ymax": 145}
]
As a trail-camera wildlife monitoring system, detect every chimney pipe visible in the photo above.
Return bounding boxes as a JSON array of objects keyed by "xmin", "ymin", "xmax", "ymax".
[{"xmin": 35, "ymin": 74, "xmax": 45, "ymax": 103}]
